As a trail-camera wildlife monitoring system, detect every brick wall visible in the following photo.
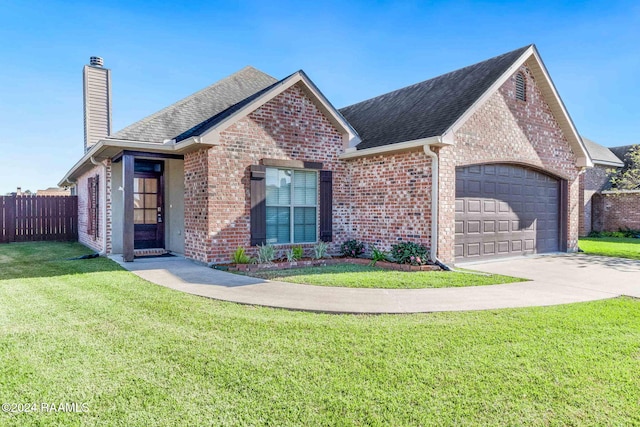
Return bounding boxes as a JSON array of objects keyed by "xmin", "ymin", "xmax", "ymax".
[
  {"xmin": 347, "ymin": 150, "xmax": 433, "ymax": 252},
  {"xmin": 579, "ymin": 165, "xmax": 612, "ymax": 236},
  {"xmin": 183, "ymin": 82, "xmax": 347, "ymax": 263},
  {"xmin": 592, "ymin": 191, "xmax": 640, "ymax": 232},
  {"xmin": 77, "ymin": 160, "xmax": 111, "ymax": 253},
  {"xmin": 438, "ymin": 63, "xmax": 581, "ymax": 263}
]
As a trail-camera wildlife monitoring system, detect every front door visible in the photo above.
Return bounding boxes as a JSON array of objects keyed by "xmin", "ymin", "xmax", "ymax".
[{"xmin": 133, "ymin": 160, "xmax": 164, "ymax": 249}]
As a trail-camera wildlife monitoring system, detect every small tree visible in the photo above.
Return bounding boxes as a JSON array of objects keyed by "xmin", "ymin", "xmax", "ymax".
[{"xmin": 609, "ymin": 144, "xmax": 640, "ymax": 190}]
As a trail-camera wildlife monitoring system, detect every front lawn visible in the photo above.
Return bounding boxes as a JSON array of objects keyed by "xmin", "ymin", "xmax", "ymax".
[
  {"xmin": 246, "ymin": 263, "xmax": 525, "ymax": 288},
  {"xmin": 1, "ymin": 242, "xmax": 639, "ymax": 426},
  {"xmin": 579, "ymin": 237, "xmax": 640, "ymax": 260}
]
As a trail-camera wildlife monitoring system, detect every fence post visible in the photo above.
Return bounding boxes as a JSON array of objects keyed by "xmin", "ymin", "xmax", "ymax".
[{"xmin": 6, "ymin": 195, "xmax": 16, "ymax": 242}]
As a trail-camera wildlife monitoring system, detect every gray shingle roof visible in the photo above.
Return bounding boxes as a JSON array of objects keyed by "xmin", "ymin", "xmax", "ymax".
[
  {"xmin": 609, "ymin": 145, "xmax": 637, "ymax": 167},
  {"xmin": 110, "ymin": 66, "xmax": 278, "ymax": 143},
  {"xmin": 339, "ymin": 45, "xmax": 531, "ymax": 150},
  {"xmin": 582, "ymin": 138, "xmax": 625, "ymax": 167}
]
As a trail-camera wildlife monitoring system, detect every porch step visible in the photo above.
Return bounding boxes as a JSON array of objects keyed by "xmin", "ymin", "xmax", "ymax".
[{"xmin": 134, "ymin": 248, "xmax": 169, "ymax": 258}]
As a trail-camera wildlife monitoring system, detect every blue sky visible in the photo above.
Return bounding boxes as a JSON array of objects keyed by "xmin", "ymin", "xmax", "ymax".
[{"xmin": 0, "ymin": 0, "xmax": 638, "ymax": 194}]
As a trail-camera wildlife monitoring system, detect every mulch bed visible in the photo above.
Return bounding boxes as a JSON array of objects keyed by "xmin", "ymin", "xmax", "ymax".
[{"xmin": 222, "ymin": 257, "xmax": 441, "ymax": 273}]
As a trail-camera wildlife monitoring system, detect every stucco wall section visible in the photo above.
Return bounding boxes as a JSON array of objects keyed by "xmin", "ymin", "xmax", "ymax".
[
  {"xmin": 440, "ymin": 63, "xmax": 581, "ymax": 263},
  {"xmin": 183, "ymin": 83, "xmax": 347, "ymax": 263}
]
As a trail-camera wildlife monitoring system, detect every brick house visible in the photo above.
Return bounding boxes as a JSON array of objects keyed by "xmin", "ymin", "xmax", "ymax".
[
  {"xmin": 60, "ymin": 45, "xmax": 592, "ymax": 265},
  {"xmin": 578, "ymin": 137, "xmax": 624, "ymax": 235}
]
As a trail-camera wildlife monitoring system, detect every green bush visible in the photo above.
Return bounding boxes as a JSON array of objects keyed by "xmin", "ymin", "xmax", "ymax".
[
  {"xmin": 340, "ymin": 239, "xmax": 365, "ymax": 257},
  {"xmin": 292, "ymin": 245, "xmax": 304, "ymax": 260},
  {"xmin": 313, "ymin": 241, "xmax": 330, "ymax": 259},
  {"xmin": 231, "ymin": 247, "xmax": 252, "ymax": 264},
  {"xmin": 390, "ymin": 241, "xmax": 429, "ymax": 265},
  {"xmin": 588, "ymin": 229, "xmax": 640, "ymax": 239},
  {"xmin": 369, "ymin": 245, "xmax": 389, "ymax": 266},
  {"xmin": 255, "ymin": 243, "xmax": 276, "ymax": 264}
]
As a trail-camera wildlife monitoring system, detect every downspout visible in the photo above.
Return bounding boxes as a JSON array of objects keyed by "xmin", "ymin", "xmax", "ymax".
[
  {"xmin": 422, "ymin": 145, "xmax": 450, "ymax": 270},
  {"xmin": 90, "ymin": 156, "xmax": 108, "ymax": 255}
]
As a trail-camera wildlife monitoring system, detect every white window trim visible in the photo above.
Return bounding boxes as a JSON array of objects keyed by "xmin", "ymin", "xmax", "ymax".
[{"xmin": 266, "ymin": 167, "xmax": 319, "ymax": 245}]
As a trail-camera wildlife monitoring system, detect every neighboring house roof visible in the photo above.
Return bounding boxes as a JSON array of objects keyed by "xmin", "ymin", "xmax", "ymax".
[
  {"xmin": 609, "ymin": 145, "xmax": 636, "ymax": 167},
  {"xmin": 110, "ymin": 66, "xmax": 278, "ymax": 143},
  {"xmin": 37, "ymin": 187, "xmax": 71, "ymax": 196},
  {"xmin": 339, "ymin": 44, "xmax": 592, "ymax": 168},
  {"xmin": 340, "ymin": 45, "xmax": 530, "ymax": 150},
  {"xmin": 581, "ymin": 137, "xmax": 624, "ymax": 167}
]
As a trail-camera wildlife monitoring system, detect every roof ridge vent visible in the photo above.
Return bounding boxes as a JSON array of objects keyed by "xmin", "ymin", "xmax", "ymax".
[{"xmin": 89, "ymin": 56, "xmax": 104, "ymax": 67}]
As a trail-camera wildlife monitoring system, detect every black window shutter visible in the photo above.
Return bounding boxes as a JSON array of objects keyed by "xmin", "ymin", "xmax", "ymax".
[
  {"xmin": 250, "ymin": 165, "xmax": 267, "ymax": 246},
  {"xmin": 87, "ymin": 176, "xmax": 94, "ymax": 237},
  {"xmin": 319, "ymin": 170, "xmax": 333, "ymax": 242}
]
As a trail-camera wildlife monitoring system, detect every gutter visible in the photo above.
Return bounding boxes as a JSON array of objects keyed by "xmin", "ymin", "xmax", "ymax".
[
  {"xmin": 90, "ymin": 156, "xmax": 108, "ymax": 256},
  {"xmin": 339, "ymin": 136, "xmax": 448, "ymax": 160},
  {"xmin": 58, "ymin": 136, "xmax": 215, "ymax": 187}
]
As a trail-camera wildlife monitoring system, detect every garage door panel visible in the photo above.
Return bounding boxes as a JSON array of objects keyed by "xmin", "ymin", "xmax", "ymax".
[{"xmin": 455, "ymin": 164, "xmax": 560, "ymax": 262}]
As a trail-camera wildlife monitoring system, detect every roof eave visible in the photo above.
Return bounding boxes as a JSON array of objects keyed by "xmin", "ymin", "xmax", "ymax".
[
  {"xmin": 340, "ymin": 136, "xmax": 451, "ymax": 160},
  {"xmin": 58, "ymin": 137, "xmax": 217, "ymax": 187}
]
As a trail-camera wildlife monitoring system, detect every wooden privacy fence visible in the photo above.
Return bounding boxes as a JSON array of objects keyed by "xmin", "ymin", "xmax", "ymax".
[{"xmin": 0, "ymin": 195, "xmax": 78, "ymax": 243}]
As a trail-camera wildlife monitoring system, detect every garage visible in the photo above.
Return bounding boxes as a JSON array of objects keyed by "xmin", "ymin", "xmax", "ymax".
[{"xmin": 455, "ymin": 164, "xmax": 562, "ymax": 261}]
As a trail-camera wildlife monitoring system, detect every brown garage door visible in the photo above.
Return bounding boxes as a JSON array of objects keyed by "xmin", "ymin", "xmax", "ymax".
[{"xmin": 455, "ymin": 164, "xmax": 560, "ymax": 261}]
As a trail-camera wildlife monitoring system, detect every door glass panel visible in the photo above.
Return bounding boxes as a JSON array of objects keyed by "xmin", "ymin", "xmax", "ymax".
[
  {"xmin": 144, "ymin": 178, "xmax": 157, "ymax": 194},
  {"xmin": 133, "ymin": 194, "xmax": 143, "ymax": 208},
  {"xmin": 144, "ymin": 194, "xmax": 157, "ymax": 209},
  {"xmin": 144, "ymin": 210, "xmax": 157, "ymax": 224},
  {"xmin": 134, "ymin": 178, "xmax": 144, "ymax": 193},
  {"xmin": 134, "ymin": 209, "xmax": 144, "ymax": 224}
]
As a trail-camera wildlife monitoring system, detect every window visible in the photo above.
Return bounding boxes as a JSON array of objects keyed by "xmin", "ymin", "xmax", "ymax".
[
  {"xmin": 87, "ymin": 175, "xmax": 99, "ymax": 239},
  {"xmin": 265, "ymin": 168, "xmax": 318, "ymax": 244},
  {"xmin": 515, "ymin": 72, "xmax": 526, "ymax": 101},
  {"xmin": 133, "ymin": 178, "xmax": 158, "ymax": 224}
]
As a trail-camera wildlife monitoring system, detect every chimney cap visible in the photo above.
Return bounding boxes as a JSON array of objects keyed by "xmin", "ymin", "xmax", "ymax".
[{"xmin": 89, "ymin": 56, "xmax": 104, "ymax": 67}]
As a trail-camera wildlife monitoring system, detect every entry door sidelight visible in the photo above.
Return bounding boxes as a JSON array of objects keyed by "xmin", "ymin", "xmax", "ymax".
[{"xmin": 133, "ymin": 162, "xmax": 164, "ymax": 249}]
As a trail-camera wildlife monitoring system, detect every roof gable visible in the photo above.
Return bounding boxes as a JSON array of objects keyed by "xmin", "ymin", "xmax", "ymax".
[
  {"xmin": 340, "ymin": 45, "xmax": 592, "ymax": 167},
  {"xmin": 339, "ymin": 46, "xmax": 530, "ymax": 150},
  {"xmin": 110, "ymin": 66, "xmax": 278, "ymax": 143}
]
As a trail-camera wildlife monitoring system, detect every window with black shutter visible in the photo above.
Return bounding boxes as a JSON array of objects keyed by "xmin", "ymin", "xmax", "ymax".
[{"xmin": 87, "ymin": 175, "xmax": 99, "ymax": 239}]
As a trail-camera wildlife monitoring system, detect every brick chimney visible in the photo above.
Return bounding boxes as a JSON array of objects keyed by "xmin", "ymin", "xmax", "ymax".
[{"xmin": 83, "ymin": 56, "xmax": 111, "ymax": 152}]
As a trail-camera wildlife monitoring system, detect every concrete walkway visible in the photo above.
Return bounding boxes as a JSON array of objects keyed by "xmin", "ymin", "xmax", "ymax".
[{"xmin": 111, "ymin": 253, "xmax": 640, "ymax": 314}]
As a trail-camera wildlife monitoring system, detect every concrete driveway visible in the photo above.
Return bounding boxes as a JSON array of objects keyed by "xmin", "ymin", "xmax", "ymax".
[{"xmin": 112, "ymin": 253, "xmax": 640, "ymax": 314}]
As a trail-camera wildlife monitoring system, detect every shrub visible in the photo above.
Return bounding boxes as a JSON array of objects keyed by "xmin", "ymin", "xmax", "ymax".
[
  {"xmin": 313, "ymin": 241, "xmax": 330, "ymax": 259},
  {"xmin": 255, "ymin": 243, "xmax": 276, "ymax": 264},
  {"xmin": 292, "ymin": 245, "xmax": 304, "ymax": 260},
  {"xmin": 231, "ymin": 247, "xmax": 252, "ymax": 264},
  {"xmin": 390, "ymin": 241, "xmax": 429, "ymax": 265},
  {"xmin": 588, "ymin": 229, "xmax": 640, "ymax": 239},
  {"xmin": 340, "ymin": 239, "xmax": 365, "ymax": 258},
  {"xmin": 369, "ymin": 245, "xmax": 388, "ymax": 266}
]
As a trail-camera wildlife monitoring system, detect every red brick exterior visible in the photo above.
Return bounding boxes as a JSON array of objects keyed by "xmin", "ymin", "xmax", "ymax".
[
  {"xmin": 437, "ymin": 63, "xmax": 581, "ymax": 263},
  {"xmin": 592, "ymin": 191, "xmax": 640, "ymax": 232},
  {"xmin": 77, "ymin": 160, "xmax": 112, "ymax": 253},
  {"xmin": 183, "ymin": 83, "xmax": 347, "ymax": 263},
  {"xmin": 579, "ymin": 165, "xmax": 612, "ymax": 236},
  {"xmin": 347, "ymin": 150, "xmax": 434, "ymax": 252}
]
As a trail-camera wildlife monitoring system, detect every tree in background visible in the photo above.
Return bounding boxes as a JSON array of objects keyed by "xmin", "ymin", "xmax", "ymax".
[{"xmin": 609, "ymin": 144, "xmax": 640, "ymax": 190}]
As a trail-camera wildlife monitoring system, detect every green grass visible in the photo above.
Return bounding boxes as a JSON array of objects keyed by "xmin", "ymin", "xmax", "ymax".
[
  {"xmin": 579, "ymin": 237, "xmax": 640, "ymax": 260},
  {"xmin": 1, "ymin": 242, "xmax": 639, "ymax": 426},
  {"xmin": 245, "ymin": 263, "xmax": 525, "ymax": 288}
]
